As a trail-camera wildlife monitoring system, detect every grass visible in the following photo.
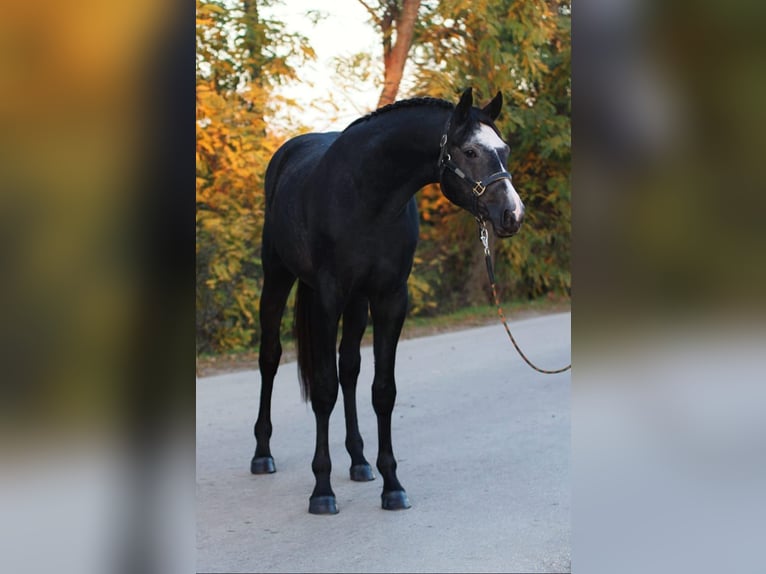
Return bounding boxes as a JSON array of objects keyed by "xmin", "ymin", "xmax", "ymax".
[{"xmin": 196, "ymin": 294, "xmax": 570, "ymax": 378}]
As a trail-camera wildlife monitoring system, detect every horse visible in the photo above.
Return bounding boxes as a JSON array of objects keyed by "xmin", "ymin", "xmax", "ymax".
[{"xmin": 250, "ymin": 87, "xmax": 525, "ymax": 514}]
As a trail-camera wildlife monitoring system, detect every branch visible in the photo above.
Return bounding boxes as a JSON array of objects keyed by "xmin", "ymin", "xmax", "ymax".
[{"xmin": 356, "ymin": 0, "xmax": 382, "ymax": 27}]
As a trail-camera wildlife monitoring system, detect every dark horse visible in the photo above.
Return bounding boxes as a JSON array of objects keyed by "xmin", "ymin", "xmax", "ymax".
[{"xmin": 251, "ymin": 88, "xmax": 524, "ymax": 514}]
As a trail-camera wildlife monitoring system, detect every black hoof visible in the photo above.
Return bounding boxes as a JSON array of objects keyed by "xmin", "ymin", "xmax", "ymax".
[
  {"xmin": 308, "ymin": 495, "xmax": 339, "ymax": 515},
  {"xmin": 381, "ymin": 490, "xmax": 411, "ymax": 510},
  {"xmin": 350, "ymin": 463, "xmax": 375, "ymax": 482},
  {"xmin": 250, "ymin": 456, "xmax": 276, "ymax": 474}
]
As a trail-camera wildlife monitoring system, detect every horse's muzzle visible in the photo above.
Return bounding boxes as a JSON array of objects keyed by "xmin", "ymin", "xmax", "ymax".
[{"xmin": 493, "ymin": 208, "xmax": 524, "ymax": 237}]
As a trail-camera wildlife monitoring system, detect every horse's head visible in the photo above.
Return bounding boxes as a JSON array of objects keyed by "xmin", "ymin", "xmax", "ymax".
[{"xmin": 438, "ymin": 87, "xmax": 524, "ymax": 238}]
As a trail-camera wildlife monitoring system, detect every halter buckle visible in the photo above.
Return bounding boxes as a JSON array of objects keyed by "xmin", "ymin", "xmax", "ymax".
[{"xmin": 472, "ymin": 181, "xmax": 487, "ymax": 196}]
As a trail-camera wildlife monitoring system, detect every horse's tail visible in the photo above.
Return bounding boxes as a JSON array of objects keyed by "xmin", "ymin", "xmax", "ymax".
[{"xmin": 294, "ymin": 280, "xmax": 313, "ymax": 403}]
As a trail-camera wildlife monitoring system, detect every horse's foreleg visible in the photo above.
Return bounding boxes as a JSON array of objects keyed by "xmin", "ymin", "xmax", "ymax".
[
  {"xmin": 339, "ymin": 294, "xmax": 375, "ymax": 482},
  {"xmin": 307, "ymin": 287, "xmax": 342, "ymax": 514},
  {"xmin": 251, "ymin": 254, "xmax": 295, "ymax": 474},
  {"xmin": 370, "ymin": 285, "xmax": 411, "ymax": 510}
]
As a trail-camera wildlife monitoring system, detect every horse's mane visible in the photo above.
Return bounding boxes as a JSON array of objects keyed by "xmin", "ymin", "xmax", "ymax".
[{"xmin": 344, "ymin": 97, "xmax": 454, "ymax": 131}]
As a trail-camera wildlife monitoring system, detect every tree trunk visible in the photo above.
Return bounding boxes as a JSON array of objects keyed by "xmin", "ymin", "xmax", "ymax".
[{"xmin": 377, "ymin": 0, "xmax": 421, "ymax": 108}]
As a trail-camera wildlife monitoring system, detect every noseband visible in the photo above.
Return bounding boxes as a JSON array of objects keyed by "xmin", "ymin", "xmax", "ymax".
[{"xmin": 437, "ymin": 120, "xmax": 513, "ymax": 197}]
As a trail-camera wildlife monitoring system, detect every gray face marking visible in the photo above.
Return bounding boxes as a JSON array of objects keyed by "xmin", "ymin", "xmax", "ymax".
[{"xmin": 469, "ymin": 124, "xmax": 524, "ymax": 221}]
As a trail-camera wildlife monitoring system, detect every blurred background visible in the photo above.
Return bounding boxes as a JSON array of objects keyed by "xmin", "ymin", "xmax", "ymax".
[
  {"xmin": 0, "ymin": 0, "xmax": 194, "ymax": 573},
  {"xmin": 574, "ymin": 0, "xmax": 766, "ymax": 572},
  {"xmin": 0, "ymin": 0, "xmax": 764, "ymax": 573}
]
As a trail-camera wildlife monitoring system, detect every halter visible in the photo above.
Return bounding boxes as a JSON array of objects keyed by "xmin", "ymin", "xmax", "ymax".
[
  {"xmin": 438, "ymin": 119, "xmax": 513, "ymax": 197},
  {"xmin": 439, "ymin": 119, "xmax": 569, "ymax": 374}
]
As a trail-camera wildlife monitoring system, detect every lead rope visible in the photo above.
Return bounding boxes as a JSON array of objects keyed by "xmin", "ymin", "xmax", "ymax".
[{"xmin": 478, "ymin": 220, "xmax": 572, "ymax": 374}]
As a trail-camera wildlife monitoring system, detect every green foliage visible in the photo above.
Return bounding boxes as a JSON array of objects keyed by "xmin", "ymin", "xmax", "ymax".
[
  {"xmin": 408, "ymin": 0, "xmax": 571, "ymax": 312},
  {"xmin": 407, "ymin": 256, "xmax": 440, "ymax": 315}
]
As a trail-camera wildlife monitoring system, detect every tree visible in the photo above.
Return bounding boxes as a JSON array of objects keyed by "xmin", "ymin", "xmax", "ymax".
[
  {"xmin": 196, "ymin": 0, "xmax": 314, "ymax": 353},
  {"xmin": 358, "ymin": 0, "xmax": 423, "ymax": 107}
]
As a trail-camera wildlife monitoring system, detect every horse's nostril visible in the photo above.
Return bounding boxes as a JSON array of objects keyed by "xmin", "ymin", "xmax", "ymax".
[{"xmin": 503, "ymin": 209, "xmax": 515, "ymax": 228}]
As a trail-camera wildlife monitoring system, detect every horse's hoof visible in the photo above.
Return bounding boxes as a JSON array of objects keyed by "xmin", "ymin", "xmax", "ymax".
[
  {"xmin": 381, "ymin": 490, "xmax": 411, "ymax": 510},
  {"xmin": 350, "ymin": 463, "xmax": 375, "ymax": 482},
  {"xmin": 250, "ymin": 456, "xmax": 276, "ymax": 474},
  {"xmin": 308, "ymin": 495, "xmax": 339, "ymax": 515}
]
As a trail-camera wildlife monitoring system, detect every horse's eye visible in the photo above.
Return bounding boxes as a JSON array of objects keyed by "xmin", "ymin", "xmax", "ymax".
[{"xmin": 463, "ymin": 149, "xmax": 477, "ymax": 159}]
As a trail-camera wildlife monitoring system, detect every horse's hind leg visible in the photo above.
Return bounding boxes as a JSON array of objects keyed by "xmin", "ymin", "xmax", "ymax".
[
  {"xmin": 251, "ymin": 251, "xmax": 295, "ymax": 474},
  {"xmin": 339, "ymin": 294, "xmax": 375, "ymax": 482}
]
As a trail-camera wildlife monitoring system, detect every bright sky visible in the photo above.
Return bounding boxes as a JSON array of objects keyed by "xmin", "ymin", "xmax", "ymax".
[{"xmin": 261, "ymin": 0, "xmax": 383, "ymax": 132}]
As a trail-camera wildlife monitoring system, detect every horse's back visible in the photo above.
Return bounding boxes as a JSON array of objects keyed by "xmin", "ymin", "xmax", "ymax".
[{"xmin": 265, "ymin": 132, "xmax": 340, "ymax": 211}]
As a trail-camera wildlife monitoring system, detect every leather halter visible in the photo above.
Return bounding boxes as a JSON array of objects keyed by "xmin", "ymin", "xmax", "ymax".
[{"xmin": 437, "ymin": 119, "xmax": 513, "ymax": 197}]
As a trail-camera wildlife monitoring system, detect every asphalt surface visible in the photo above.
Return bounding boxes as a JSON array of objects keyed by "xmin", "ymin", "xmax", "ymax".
[{"xmin": 197, "ymin": 312, "xmax": 571, "ymax": 573}]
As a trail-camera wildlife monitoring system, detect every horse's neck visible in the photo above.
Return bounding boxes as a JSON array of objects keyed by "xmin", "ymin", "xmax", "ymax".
[{"xmin": 341, "ymin": 108, "xmax": 449, "ymax": 215}]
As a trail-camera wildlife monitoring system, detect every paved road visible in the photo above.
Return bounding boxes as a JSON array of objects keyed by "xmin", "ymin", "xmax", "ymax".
[{"xmin": 197, "ymin": 313, "xmax": 570, "ymax": 573}]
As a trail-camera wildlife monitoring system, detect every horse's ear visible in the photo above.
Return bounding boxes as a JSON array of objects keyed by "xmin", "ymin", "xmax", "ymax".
[
  {"xmin": 482, "ymin": 91, "xmax": 503, "ymax": 121},
  {"xmin": 453, "ymin": 87, "xmax": 473, "ymax": 125}
]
